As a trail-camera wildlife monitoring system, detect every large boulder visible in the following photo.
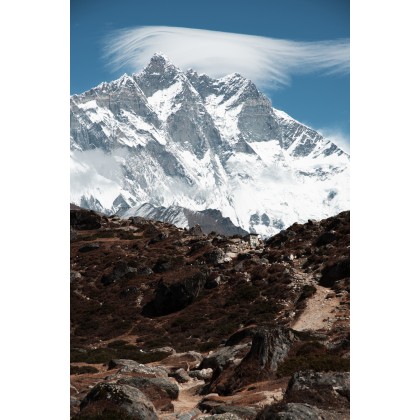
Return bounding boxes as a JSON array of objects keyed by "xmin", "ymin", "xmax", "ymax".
[
  {"xmin": 77, "ymin": 383, "xmax": 158, "ymax": 419},
  {"xmin": 117, "ymin": 376, "xmax": 179, "ymax": 399},
  {"xmin": 117, "ymin": 377, "xmax": 179, "ymax": 411},
  {"xmin": 143, "ymin": 272, "xmax": 208, "ymax": 316}
]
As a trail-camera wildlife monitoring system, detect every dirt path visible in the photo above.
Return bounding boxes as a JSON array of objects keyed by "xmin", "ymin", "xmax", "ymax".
[
  {"xmin": 291, "ymin": 285, "xmax": 340, "ymax": 331},
  {"xmin": 165, "ymin": 380, "xmax": 204, "ymax": 418}
]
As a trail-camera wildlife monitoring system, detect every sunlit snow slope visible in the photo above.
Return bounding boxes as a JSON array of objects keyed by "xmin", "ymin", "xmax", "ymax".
[{"xmin": 70, "ymin": 53, "xmax": 349, "ymax": 236}]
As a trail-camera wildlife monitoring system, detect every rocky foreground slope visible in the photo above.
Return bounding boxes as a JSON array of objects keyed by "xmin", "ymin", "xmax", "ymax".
[{"xmin": 70, "ymin": 206, "xmax": 350, "ymax": 418}]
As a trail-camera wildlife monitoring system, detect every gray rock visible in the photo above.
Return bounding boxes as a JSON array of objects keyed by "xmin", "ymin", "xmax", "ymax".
[
  {"xmin": 108, "ymin": 359, "xmax": 168, "ymax": 377},
  {"xmin": 188, "ymin": 368, "xmax": 213, "ymax": 380},
  {"xmin": 200, "ymin": 344, "xmax": 250, "ymax": 371},
  {"xmin": 170, "ymin": 368, "xmax": 191, "ymax": 383},
  {"xmin": 117, "ymin": 376, "xmax": 179, "ymax": 399},
  {"xmin": 159, "ymin": 351, "xmax": 204, "ymax": 370},
  {"xmin": 288, "ymin": 371, "xmax": 350, "ymax": 399},
  {"xmin": 79, "ymin": 383, "xmax": 158, "ymax": 419},
  {"xmin": 148, "ymin": 346, "xmax": 176, "ymax": 355}
]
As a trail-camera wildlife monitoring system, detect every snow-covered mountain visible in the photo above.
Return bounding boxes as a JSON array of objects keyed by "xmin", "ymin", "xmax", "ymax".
[{"xmin": 71, "ymin": 53, "xmax": 349, "ymax": 237}]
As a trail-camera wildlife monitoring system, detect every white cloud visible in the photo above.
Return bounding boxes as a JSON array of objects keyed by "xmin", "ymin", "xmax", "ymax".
[
  {"xmin": 316, "ymin": 127, "xmax": 350, "ymax": 154},
  {"xmin": 103, "ymin": 26, "xmax": 349, "ymax": 89}
]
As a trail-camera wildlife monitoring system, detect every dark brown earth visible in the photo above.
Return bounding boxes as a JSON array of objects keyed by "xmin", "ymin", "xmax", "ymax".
[{"xmin": 70, "ymin": 206, "xmax": 350, "ymax": 418}]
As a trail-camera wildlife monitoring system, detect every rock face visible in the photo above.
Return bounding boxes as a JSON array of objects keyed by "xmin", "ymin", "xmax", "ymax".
[
  {"xmin": 78, "ymin": 383, "xmax": 158, "ymax": 419},
  {"xmin": 70, "ymin": 54, "xmax": 349, "ymax": 237}
]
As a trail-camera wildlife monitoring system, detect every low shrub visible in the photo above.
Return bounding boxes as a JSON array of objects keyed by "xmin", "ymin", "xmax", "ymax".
[
  {"xmin": 277, "ymin": 354, "xmax": 349, "ymax": 377},
  {"xmin": 70, "ymin": 346, "xmax": 167, "ymax": 364},
  {"xmin": 70, "ymin": 365, "xmax": 99, "ymax": 375}
]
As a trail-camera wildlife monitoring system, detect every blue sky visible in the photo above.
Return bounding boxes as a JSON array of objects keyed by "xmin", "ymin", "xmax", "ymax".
[{"xmin": 71, "ymin": 0, "xmax": 349, "ymax": 150}]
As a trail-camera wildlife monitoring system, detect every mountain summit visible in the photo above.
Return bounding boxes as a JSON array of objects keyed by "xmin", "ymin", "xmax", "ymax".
[{"xmin": 70, "ymin": 54, "xmax": 349, "ymax": 236}]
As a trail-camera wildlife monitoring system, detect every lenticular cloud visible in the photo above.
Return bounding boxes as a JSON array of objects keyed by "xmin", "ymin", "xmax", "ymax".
[{"xmin": 103, "ymin": 26, "xmax": 349, "ymax": 89}]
